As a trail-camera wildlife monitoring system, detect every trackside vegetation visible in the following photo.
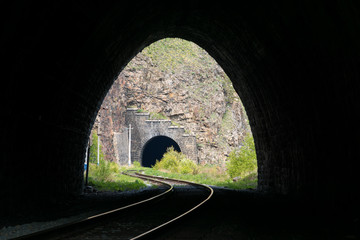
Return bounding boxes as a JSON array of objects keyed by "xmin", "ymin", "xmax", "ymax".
[
  {"xmin": 153, "ymin": 147, "xmax": 199, "ymax": 174},
  {"xmin": 143, "ymin": 134, "xmax": 257, "ymax": 189},
  {"xmin": 86, "ymin": 132, "xmax": 147, "ymax": 191},
  {"xmin": 86, "ymin": 132, "xmax": 257, "ymax": 192}
]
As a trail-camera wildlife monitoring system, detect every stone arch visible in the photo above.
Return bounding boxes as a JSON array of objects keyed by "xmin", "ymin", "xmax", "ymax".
[
  {"xmin": 2, "ymin": 2, "xmax": 360, "ymax": 215},
  {"xmin": 141, "ymin": 135, "xmax": 181, "ymax": 167},
  {"xmin": 121, "ymin": 109, "xmax": 197, "ymax": 166}
]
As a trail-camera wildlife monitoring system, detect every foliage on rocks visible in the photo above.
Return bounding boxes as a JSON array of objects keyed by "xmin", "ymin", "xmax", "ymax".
[{"xmin": 149, "ymin": 112, "xmax": 168, "ymax": 120}]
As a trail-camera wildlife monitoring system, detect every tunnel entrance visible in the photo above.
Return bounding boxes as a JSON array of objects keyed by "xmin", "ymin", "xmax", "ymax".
[{"xmin": 141, "ymin": 136, "xmax": 181, "ymax": 167}]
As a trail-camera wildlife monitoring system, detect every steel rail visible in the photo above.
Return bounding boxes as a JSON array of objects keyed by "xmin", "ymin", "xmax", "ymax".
[
  {"xmin": 127, "ymin": 171, "xmax": 214, "ymax": 240},
  {"xmin": 12, "ymin": 171, "xmax": 173, "ymax": 240},
  {"xmin": 12, "ymin": 170, "xmax": 213, "ymax": 240}
]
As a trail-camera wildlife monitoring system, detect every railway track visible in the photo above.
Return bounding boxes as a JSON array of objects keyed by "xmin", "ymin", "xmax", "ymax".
[
  {"xmin": 127, "ymin": 171, "xmax": 214, "ymax": 240},
  {"xmin": 12, "ymin": 170, "xmax": 213, "ymax": 240}
]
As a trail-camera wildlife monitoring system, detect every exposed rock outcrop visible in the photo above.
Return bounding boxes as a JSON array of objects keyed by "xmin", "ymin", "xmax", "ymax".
[{"xmin": 93, "ymin": 38, "xmax": 251, "ymax": 166}]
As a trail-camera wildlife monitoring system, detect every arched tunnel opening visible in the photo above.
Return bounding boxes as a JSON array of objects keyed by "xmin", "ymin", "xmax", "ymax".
[
  {"xmin": 1, "ymin": 3, "xmax": 360, "ymax": 233},
  {"xmin": 92, "ymin": 37, "xmax": 256, "ymax": 180},
  {"xmin": 141, "ymin": 136, "xmax": 181, "ymax": 167}
]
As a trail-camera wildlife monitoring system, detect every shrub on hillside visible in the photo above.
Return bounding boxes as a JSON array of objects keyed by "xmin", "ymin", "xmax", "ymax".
[
  {"xmin": 153, "ymin": 147, "xmax": 198, "ymax": 174},
  {"xmin": 226, "ymin": 133, "xmax": 257, "ymax": 178}
]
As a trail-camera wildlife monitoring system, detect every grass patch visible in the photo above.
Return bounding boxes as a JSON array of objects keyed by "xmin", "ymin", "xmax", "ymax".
[
  {"xmin": 142, "ymin": 166, "xmax": 257, "ymax": 190},
  {"xmin": 87, "ymin": 161, "xmax": 148, "ymax": 192},
  {"xmin": 149, "ymin": 112, "xmax": 168, "ymax": 120},
  {"xmin": 86, "ymin": 132, "xmax": 150, "ymax": 192},
  {"xmin": 88, "ymin": 173, "xmax": 146, "ymax": 191}
]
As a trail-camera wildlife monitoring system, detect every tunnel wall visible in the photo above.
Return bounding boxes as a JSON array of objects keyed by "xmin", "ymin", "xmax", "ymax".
[{"xmin": 1, "ymin": 1, "xmax": 360, "ymax": 214}]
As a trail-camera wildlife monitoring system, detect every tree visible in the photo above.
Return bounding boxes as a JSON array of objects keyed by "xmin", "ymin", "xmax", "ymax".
[{"xmin": 226, "ymin": 133, "xmax": 257, "ymax": 178}]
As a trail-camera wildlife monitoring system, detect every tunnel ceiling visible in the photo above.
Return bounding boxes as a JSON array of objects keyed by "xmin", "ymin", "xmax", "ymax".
[{"xmin": 1, "ymin": 1, "xmax": 360, "ymax": 214}]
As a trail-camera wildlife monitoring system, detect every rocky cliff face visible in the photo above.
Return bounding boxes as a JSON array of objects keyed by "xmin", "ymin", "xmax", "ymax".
[{"xmin": 93, "ymin": 38, "xmax": 251, "ymax": 166}]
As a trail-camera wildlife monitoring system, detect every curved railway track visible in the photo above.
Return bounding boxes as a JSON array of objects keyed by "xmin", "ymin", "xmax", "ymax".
[
  {"xmin": 12, "ymin": 170, "xmax": 213, "ymax": 240},
  {"xmin": 126, "ymin": 171, "xmax": 214, "ymax": 240}
]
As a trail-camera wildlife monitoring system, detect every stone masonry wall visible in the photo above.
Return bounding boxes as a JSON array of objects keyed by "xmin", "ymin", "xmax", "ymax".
[{"xmin": 118, "ymin": 108, "xmax": 198, "ymax": 165}]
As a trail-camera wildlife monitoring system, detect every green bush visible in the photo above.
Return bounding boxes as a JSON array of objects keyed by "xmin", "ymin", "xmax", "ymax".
[
  {"xmin": 226, "ymin": 133, "xmax": 257, "ymax": 178},
  {"xmin": 153, "ymin": 147, "xmax": 198, "ymax": 174},
  {"xmin": 133, "ymin": 161, "xmax": 141, "ymax": 168},
  {"xmin": 89, "ymin": 158, "xmax": 118, "ymax": 182},
  {"xmin": 179, "ymin": 158, "xmax": 198, "ymax": 174}
]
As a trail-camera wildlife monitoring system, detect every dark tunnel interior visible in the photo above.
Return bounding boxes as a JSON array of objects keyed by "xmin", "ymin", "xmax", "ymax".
[
  {"xmin": 141, "ymin": 136, "xmax": 181, "ymax": 167},
  {"xmin": 1, "ymin": 2, "xmax": 360, "ymax": 231}
]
